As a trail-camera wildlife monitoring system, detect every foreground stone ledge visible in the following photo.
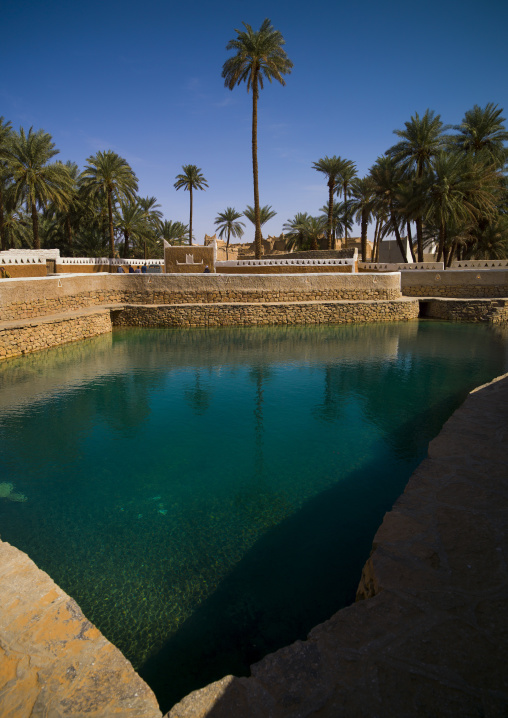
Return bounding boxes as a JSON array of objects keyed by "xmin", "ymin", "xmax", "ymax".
[
  {"xmin": 168, "ymin": 373, "xmax": 508, "ymax": 717},
  {"xmin": 0, "ymin": 541, "xmax": 162, "ymax": 718}
]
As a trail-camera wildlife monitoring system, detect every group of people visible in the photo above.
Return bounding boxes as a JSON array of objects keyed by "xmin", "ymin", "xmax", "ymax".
[{"xmin": 117, "ymin": 264, "xmax": 147, "ymax": 273}]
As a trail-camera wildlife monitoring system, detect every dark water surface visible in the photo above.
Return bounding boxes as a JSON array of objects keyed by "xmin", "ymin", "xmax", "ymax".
[{"xmin": 0, "ymin": 322, "xmax": 507, "ymax": 711}]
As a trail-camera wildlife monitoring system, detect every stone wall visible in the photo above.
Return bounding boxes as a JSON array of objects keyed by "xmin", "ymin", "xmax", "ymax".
[
  {"xmin": 217, "ymin": 264, "xmax": 353, "ymax": 275},
  {"xmin": 0, "ymin": 263, "xmax": 47, "ymax": 278},
  {"xmin": 0, "ymin": 274, "xmax": 402, "ymax": 321},
  {"xmin": 0, "ymin": 309, "xmax": 112, "ymax": 360},
  {"xmin": 401, "ymin": 269, "xmax": 508, "ymax": 297},
  {"xmin": 111, "ymin": 299, "xmax": 419, "ymax": 329},
  {"xmin": 422, "ymin": 298, "xmax": 508, "ymax": 323}
]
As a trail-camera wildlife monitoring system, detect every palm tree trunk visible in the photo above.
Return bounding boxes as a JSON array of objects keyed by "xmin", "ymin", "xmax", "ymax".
[
  {"xmin": 189, "ymin": 186, "xmax": 193, "ymax": 246},
  {"xmin": 447, "ymin": 240, "xmax": 457, "ymax": 268},
  {"xmin": 437, "ymin": 224, "xmax": 445, "ymax": 264},
  {"xmin": 361, "ymin": 209, "xmax": 368, "ymax": 262},
  {"xmin": 373, "ymin": 217, "xmax": 380, "ymax": 262},
  {"xmin": 66, "ymin": 216, "xmax": 73, "ymax": 256},
  {"xmin": 0, "ymin": 187, "xmax": 6, "ymax": 252},
  {"xmin": 226, "ymin": 227, "xmax": 230, "ymax": 260},
  {"xmin": 107, "ymin": 190, "xmax": 115, "ymax": 258},
  {"xmin": 252, "ymin": 77, "xmax": 262, "ymax": 259},
  {"xmin": 343, "ymin": 181, "xmax": 348, "ymax": 248},
  {"xmin": 123, "ymin": 229, "xmax": 130, "ymax": 259},
  {"xmin": 390, "ymin": 206, "xmax": 408, "ymax": 263},
  {"xmin": 327, "ymin": 180, "xmax": 334, "ymax": 250},
  {"xmin": 416, "ymin": 216, "xmax": 424, "ymax": 262},
  {"xmin": 407, "ymin": 221, "xmax": 416, "ymax": 262},
  {"xmin": 31, "ymin": 197, "xmax": 40, "ymax": 250}
]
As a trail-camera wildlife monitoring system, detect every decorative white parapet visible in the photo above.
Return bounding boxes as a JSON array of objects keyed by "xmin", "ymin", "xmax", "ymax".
[
  {"xmin": 0, "ymin": 249, "xmax": 60, "ymax": 264},
  {"xmin": 451, "ymin": 259, "xmax": 508, "ymax": 269},
  {"xmin": 58, "ymin": 257, "xmax": 165, "ymax": 266},
  {"xmin": 217, "ymin": 257, "xmax": 356, "ymax": 272},
  {"xmin": 358, "ymin": 262, "xmax": 444, "ymax": 271}
]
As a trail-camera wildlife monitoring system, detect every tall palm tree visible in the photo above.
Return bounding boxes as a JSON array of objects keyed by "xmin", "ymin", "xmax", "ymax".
[
  {"xmin": 349, "ymin": 177, "xmax": 374, "ymax": 261},
  {"xmin": 214, "ymin": 207, "xmax": 245, "ymax": 259},
  {"xmin": 369, "ymin": 155, "xmax": 408, "ymax": 262},
  {"xmin": 336, "ymin": 159, "xmax": 357, "ymax": 248},
  {"xmin": 222, "ymin": 18, "xmax": 293, "ymax": 259},
  {"xmin": 453, "ymin": 103, "xmax": 508, "ymax": 167},
  {"xmin": 312, "ymin": 155, "xmax": 344, "ymax": 249},
  {"xmin": 80, "ymin": 150, "xmax": 138, "ymax": 258},
  {"xmin": 174, "ymin": 165, "xmax": 208, "ymax": 246},
  {"xmin": 5, "ymin": 127, "xmax": 74, "ymax": 249},
  {"xmin": 387, "ymin": 110, "xmax": 446, "ymax": 261},
  {"xmin": 0, "ymin": 116, "xmax": 13, "ymax": 251},
  {"xmin": 319, "ymin": 201, "xmax": 353, "ymax": 247}
]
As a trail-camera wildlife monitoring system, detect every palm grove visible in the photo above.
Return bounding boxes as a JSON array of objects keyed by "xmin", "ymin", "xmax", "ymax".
[{"xmin": 0, "ymin": 19, "xmax": 507, "ymax": 263}]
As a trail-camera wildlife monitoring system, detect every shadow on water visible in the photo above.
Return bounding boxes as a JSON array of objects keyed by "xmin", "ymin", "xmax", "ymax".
[{"xmin": 139, "ymin": 446, "xmax": 420, "ymax": 713}]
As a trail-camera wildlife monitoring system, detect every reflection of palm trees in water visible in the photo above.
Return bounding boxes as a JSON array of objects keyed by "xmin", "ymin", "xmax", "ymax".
[
  {"xmin": 313, "ymin": 365, "xmax": 346, "ymax": 424},
  {"xmin": 184, "ymin": 370, "xmax": 211, "ymax": 415},
  {"xmin": 249, "ymin": 365, "xmax": 272, "ymax": 480}
]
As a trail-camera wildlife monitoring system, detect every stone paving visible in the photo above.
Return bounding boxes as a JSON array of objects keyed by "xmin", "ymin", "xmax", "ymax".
[{"xmin": 168, "ymin": 373, "xmax": 508, "ymax": 717}]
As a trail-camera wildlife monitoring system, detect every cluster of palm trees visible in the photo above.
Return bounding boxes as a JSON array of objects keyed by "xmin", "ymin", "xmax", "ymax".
[
  {"xmin": 304, "ymin": 106, "xmax": 508, "ymax": 264},
  {"xmin": 0, "ymin": 121, "xmax": 195, "ymax": 258}
]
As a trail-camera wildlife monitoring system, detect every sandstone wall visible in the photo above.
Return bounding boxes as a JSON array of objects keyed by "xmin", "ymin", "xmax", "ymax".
[
  {"xmin": 0, "ymin": 310, "xmax": 112, "ymax": 360},
  {"xmin": 217, "ymin": 265, "xmax": 352, "ymax": 275},
  {"xmin": 111, "ymin": 299, "xmax": 419, "ymax": 329},
  {"xmin": 0, "ymin": 274, "xmax": 402, "ymax": 321},
  {"xmin": 401, "ymin": 269, "xmax": 508, "ymax": 297},
  {"xmin": 422, "ymin": 298, "xmax": 508, "ymax": 323},
  {"xmin": 0, "ymin": 264, "xmax": 47, "ymax": 278}
]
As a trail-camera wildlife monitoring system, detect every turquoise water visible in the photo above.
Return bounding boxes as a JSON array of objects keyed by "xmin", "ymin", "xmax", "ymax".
[{"xmin": 0, "ymin": 322, "xmax": 507, "ymax": 710}]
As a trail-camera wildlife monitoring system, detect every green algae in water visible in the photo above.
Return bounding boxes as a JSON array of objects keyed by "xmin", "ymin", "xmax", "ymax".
[{"xmin": 0, "ymin": 322, "xmax": 507, "ymax": 711}]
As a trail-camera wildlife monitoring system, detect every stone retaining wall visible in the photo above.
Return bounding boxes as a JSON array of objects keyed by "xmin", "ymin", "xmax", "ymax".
[
  {"xmin": 0, "ymin": 274, "xmax": 401, "ymax": 322},
  {"xmin": 0, "ymin": 310, "xmax": 112, "ymax": 360},
  {"xmin": 401, "ymin": 269, "xmax": 508, "ymax": 297},
  {"xmin": 422, "ymin": 298, "xmax": 508, "ymax": 323},
  {"xmin": 111, "ymin": 299, "xmax": 419, "ymax": 329}
]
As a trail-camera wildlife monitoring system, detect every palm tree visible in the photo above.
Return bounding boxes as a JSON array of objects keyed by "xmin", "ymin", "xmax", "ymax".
[
  {"xmin": 283, "ymin": 212, "xmax": 312, "ymax": 250},
  {"xmin": 174, "ymin": 165, "xmax": 208, "ymax": 246},
  {"xmin": 453, "ymin": 103, "xmax": 508, "ymax": 167},
  {"xmin": 114, "ymin": 200, "xmax": 151, "ymax": 258},
  {"xmin": 222, "ymin": 18, "xmax": 293, "ymax": 259},
  {"xmin": 299, "ymin": 215, "xmax": 326, "ymax": 251},
  {"xmin": 214, "ymin": 207, "xmax": 245, "ymax": 259},
  {"xmin": 349, "ymin": 177, "xmax": 374, "ymax": 261},
  {"xmin": 387, "ymin": 110, "xmax": 447, "ymax": 261},
  {"xmin": 244, "ymin": 204, "xmax": 277, "ymax": 232},
  {"xmin": 80, "ymin": 150, "xmax": 138, "ymax": 257},
  {"xmin": 0, "ymin": 116, "xmax": 13, "ymax": 251},
  {"xmin": 319, "ymin": 201, "xmax": 353, "ymax": 247},
  {"xmin": 336, "ymin": 159, "xmax": 357, "ymax": 248},
  {"xmin": 5, "ymin": 127, "xmax": 74, "ymax": 249},
  {"xmin": 161, "ymin": 219, "xmax": 189, "ymax": 245},
  {"xmin": 312, "ymin": 156, "xmax": 344, "ymax": 249},
  {"xmin": 369, "ymin": 155, "xmax": 408, "ymax": 263}
]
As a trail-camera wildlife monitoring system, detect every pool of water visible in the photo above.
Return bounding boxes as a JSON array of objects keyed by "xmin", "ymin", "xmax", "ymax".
[{"xmin": 0, "ymin": 321, "xmax": 507, "ymax": 710}]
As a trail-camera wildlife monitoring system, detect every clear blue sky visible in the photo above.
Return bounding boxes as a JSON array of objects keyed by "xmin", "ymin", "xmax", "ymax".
[{"xmin": 2, "ymin": 0, "xmax": 507, "ymax": 244}]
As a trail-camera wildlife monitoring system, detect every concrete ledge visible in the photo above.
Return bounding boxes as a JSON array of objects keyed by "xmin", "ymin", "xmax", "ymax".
[{"xmin": 168, "ymin": 373, "xmax": 508, "ymax": 717}]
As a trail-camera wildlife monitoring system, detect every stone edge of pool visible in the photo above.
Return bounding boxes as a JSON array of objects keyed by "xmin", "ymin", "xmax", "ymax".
[{"xmin": 0, "ymin": 372, "xmax": 507, "ymax": 716}]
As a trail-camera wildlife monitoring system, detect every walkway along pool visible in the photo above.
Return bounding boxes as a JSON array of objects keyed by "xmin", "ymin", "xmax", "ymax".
[{"xmin": 0, "ymin": 321, "xmax": 507, "ymax": 712}]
